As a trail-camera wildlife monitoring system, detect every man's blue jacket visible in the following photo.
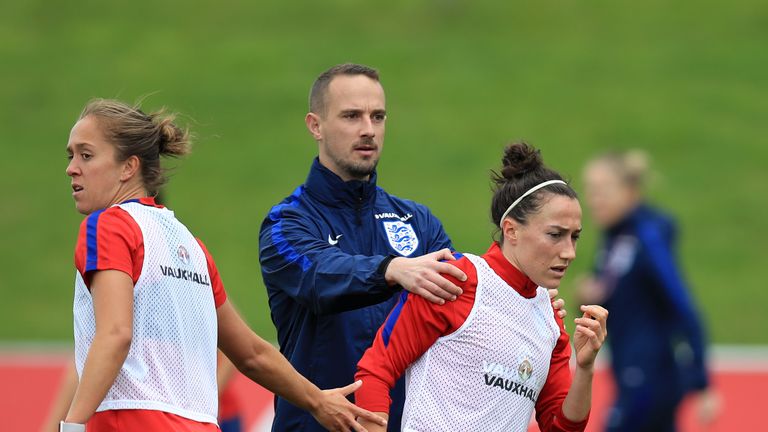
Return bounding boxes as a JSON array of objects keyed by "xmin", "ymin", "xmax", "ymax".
[{"xmin": 259, "ymin": 159, "xmax": 452, "ymax": 431}]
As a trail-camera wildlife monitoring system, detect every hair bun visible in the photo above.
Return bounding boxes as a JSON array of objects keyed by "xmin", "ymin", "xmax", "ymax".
[
  {"xmin": 623, "ymin": 149, "xmax": 649, "ymax": 182},
  {"xmin": 497, "ymin": 141, "xmax": 543, "ymax": 183},
  {"xmin": 158, "ymin": 119, "xmax": 176, "ymax": 151},
  {"xmin": 151, "ymin": 110, "xmax": 191, "ymax": 157}
]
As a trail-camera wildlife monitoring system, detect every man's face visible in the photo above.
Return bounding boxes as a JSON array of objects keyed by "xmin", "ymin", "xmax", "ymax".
[{"xmin": 307, "ymin": 75, "xmax": 386, "ymax": 182}]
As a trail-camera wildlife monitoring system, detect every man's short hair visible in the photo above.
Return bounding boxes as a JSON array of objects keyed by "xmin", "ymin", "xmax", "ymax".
[{"xmin": 309, "ymin": 63, "xmax": 380, "ymax": 115}]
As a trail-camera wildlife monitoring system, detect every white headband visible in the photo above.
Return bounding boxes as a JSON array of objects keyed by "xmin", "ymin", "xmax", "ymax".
[{"xmin": 498, "ymin": 179, "xmax": 568, "ymax": 228}]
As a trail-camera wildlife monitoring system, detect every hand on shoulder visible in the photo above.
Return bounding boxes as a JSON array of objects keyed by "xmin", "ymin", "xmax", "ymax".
[{"xmin": 385, "ymin": 249, "xmax": 467, "ymax": 304}]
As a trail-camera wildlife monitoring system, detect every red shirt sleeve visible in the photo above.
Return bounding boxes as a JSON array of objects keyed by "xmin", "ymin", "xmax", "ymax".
[
  {"xmin": 354, "ymin": 256, "xmax": 478, "ymax": 413},
  {"xmin": 74, "ymin": 207, "xmax": 143, "ymax": 287},
  {"xmin": 73, "ymin": 207, "xmax": 227, "ymax": 310},
  {"xmin": 195, "ymin": 238, "xmax": 228, "ymax": 308},
  {"xmin": 534, "ymin": 310, "xmax": 589, "ymax": 432}
]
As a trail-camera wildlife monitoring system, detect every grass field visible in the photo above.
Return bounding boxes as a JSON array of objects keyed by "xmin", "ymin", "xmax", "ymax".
[{"xmin": 1, "ymin": 1, "xmax": 766, "ymax": 343}]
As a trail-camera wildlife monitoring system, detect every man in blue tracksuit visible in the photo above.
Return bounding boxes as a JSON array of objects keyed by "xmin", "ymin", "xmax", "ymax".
[
  {"xmin": 259, "ymin": 64, "xmax": 467, "ymax": 431},
  {"xmin": 581, "ymin": 153, "xmax": 715, "ymax": 432}
]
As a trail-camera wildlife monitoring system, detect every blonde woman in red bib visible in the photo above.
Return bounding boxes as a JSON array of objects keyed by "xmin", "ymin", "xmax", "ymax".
[
  {"xmin": 356, "ymin": 142, "xmax": 608, "ymax": 432},
  {"xmin": 60, "ymin": 99, "xmax": 385, "ymax": 432}
]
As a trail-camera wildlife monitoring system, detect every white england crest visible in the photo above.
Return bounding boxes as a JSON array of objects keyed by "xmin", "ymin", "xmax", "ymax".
[{"xmin": 382, "ymin": 221, "xmax": 419, "ymax": 256}]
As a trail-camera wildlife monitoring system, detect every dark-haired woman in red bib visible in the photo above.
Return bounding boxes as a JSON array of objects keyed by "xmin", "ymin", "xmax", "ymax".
[{"xmin": 355, "ymin": 142, "xmax": 608, "ymax": 432}]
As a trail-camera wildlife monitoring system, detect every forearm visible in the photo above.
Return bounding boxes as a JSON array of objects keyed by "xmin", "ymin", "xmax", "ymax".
[
  {"xmin": 216, "ymin": 350, "xmax": 236, "ymax": 395},
  {"xmin": 235, "ymin": 337, "xmax": 323, "ymax": 413},
  {"xmin": 65, "ymin": 333, "xmax": 131, "ymax": 423},
  {"xmin": 41, "ymin": 359, "xmax": 78, "ymax": 431},
  {"xmin": 309, "ymin": 257, "xmax": 395, "ymax": 313},
  {"xmin": 220, "ymin": 299, "xmax": 385, "ymax": 430},
  {"xmin": 263, "ymin": 252, "xmax": 393, "ymax": 314},
  {"xmin": 560, "ymin": 365, "xmax": 594, "ymax": 422}
]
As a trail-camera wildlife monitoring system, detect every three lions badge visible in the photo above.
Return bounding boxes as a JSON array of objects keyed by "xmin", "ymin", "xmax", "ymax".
[{"xmin": 383, "ymin": 221, "xmax": 419, "ymax": 256}]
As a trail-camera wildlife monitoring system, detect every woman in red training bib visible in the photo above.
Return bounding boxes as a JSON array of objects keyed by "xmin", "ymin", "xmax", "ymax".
[
  {"xmin": 355, "ymin": 142, "xmax": 608, "ymax": 432},
  {"xmin": 60, "ymin": 99, "xmax": 385, "ymax": 432}
]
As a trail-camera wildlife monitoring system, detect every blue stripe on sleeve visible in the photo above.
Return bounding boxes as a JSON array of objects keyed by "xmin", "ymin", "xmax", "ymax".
[
  {"xmin": 268, "ymin": 186, "xmax": 312, "ymax": 272},
  {"xmin": 636, "ymin": 222, "xmax": 696, "ymax": 321},
  {"xmin": 268, "ymin": 186, "xmax": 303, "ymax": 222},
  {"xmin": 272, "ymin": 220, "xmax": 312, "ymax": 272},
  {"xmin": 637, "ymin": 220, "xmax": 708, "ymax": 386},
  {"xmin": 382, "ymin": 291, "xmax": 409, "ymax": 347},
  {"xmin": 85, "ymin": 209, "xmax": 105, "ymax": 272}
]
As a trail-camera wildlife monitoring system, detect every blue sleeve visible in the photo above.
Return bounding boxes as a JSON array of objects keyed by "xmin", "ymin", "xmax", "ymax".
[
  {"xmin": 259, "ymin": 200, "xmax": 394, "ymax": 316},
  {"xmin": 423, "ymin": 207, "xmax": 453, "ymax": 252},
  {"xmin": 637, "ymin": 221, "xmax": 709, "ymax": 390}
]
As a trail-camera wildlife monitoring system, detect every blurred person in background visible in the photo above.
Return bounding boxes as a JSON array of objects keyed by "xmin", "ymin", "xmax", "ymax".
[
  {"xmin": 578, "ymin": 150, "xmax": 719, "ymax": 432},
  {"xmin": 57, "ymin": 98, "xmax": 385, "ymax": 432}
]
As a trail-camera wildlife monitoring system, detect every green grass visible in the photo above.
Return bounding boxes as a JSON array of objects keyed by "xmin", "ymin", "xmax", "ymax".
[{"xmin": 1, "ymin": 0, "xmax": 766, "ymax": 344}]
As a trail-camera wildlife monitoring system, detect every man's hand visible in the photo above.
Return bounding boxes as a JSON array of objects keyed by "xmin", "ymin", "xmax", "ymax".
[
  {"xmin": 310, "ymin": 381, "xmax": 387, "ymax": 432},
  {"xmin": 357, "ymin": 411, "xmax": 389, "ymax": 432},
  {"xmin": 385, "ymin": 249, "xmax": 467, "ymax": 304},
  {"xmin": 548, "ymin": 288, "xmax": 567, "ymax": 319}
]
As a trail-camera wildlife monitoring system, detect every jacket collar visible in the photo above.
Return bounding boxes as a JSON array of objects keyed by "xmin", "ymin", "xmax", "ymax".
[
  {"xmin": 482, "ymin": 242, "xmax": 539, "ymax": 298},
  {"xmin": 303, "ymin": 158, "xmax": 378, "ymax": 208}
]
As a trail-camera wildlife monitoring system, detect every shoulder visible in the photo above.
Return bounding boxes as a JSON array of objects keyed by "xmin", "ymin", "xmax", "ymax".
[
  {"xmin": 634, "ymin": 205, "xmax": 676, "ymax": 232},
  {"xmin": 442, "ymin": 254, "xmax": 478, "ymax": 290},
  {"xmin": 634, "ymin": 206, "xmax": 677, "ymax": 247},
  {"xmin": 74, "ymin": 206, "xmax": 143, "ymax": 279},
  {"xmin": 265, "ymin": 185, "xmax": 311, "ymax": 223},
  {"xmin": 77, "ymin": 206, "xmax": 138, "ymax": 237}
]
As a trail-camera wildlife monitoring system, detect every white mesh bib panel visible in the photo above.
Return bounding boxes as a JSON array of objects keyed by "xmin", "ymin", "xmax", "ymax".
[
  {"xmin": 401, "ymin": 253, "xmax": 562, "ymax": 432},
  {"xmin": 73, "ymin": 202, "xmax": 218, "ymax": 424}
]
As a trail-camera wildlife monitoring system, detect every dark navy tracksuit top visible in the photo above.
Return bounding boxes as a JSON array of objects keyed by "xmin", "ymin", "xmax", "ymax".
[
  {"xmin": 594, "ymin": 204, "xmax": 709, "ymax": 431},
  {"xmin": 259, "ymin": 159, "xmax": 452, "ymax": 431}
]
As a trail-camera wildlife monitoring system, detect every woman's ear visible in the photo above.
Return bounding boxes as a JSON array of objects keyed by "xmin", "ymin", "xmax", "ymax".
[
  {"xmin": 501, "ymin": 218, "xmax": 520, "ymax": 245},
  {"xmin": 120, "ymin": 155, "xmax": 141, "ymax": 182}
]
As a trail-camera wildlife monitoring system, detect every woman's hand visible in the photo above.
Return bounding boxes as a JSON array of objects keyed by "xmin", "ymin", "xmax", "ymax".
[
  {"xmin": 547, "ymin": 288, "xmax": 567, "ymax": 319},
  {"xmin": 309, "ymin": 380, "xmax": 387, "ymax": 432},
  {"xmin": 572, "ymin": 305, "xmax": 608, "ymax": 369}
]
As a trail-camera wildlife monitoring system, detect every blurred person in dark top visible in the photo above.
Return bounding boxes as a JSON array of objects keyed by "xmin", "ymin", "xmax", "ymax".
[{"xmin": 578, "ymin": 150, "xmax": 719, "ymax": 432}]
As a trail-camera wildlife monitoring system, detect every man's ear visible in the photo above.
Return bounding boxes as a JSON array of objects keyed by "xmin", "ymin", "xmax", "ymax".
[
  {"xmin": 305, "ymin": 112, "xmax": 322, "ymax": 141},
  {"xmin": 121, "ymin": 155, "xmax": 141, "ymax": 182}
]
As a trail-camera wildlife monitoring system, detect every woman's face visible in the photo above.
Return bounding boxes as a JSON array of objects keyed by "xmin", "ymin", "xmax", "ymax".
[
  {"xmin": 66, "ymin": 116, "xmax": 126, "ymax": 215},
  {"xmin": 505, "ymin": 194, "xmax": 582, "ymax": 289},
  {"xmin": 583, "ymin": 161, "xmax": 638, "ymax": 228}
]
